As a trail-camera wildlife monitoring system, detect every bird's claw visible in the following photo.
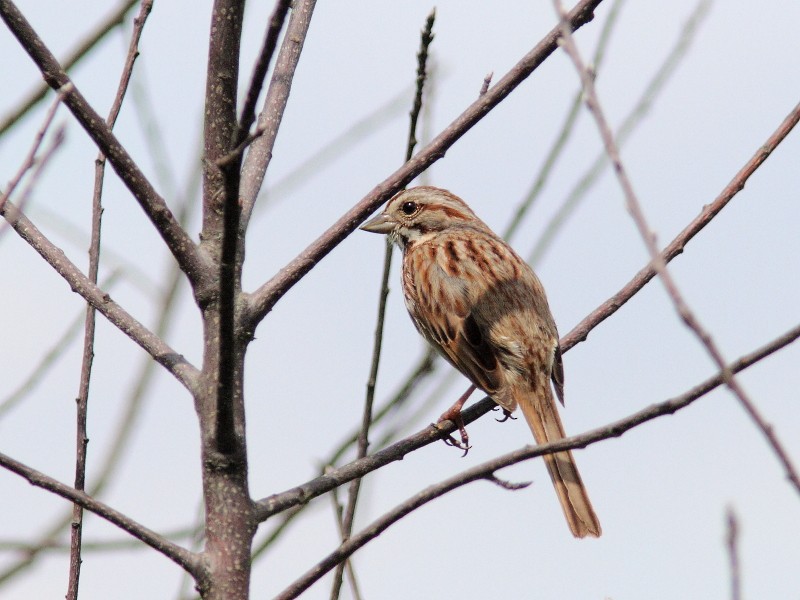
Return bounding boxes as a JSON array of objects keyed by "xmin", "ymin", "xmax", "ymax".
[
  {"xmin": 433, "ymin": 384, "xmax": 475, "ymax": 456},
  {"xmin": 433, "ymin": 418, "xmax": 471, "ymax": 457},
  {"xmin": 494, "ymin": 407, "xmax": 516, "ymax": 423}
]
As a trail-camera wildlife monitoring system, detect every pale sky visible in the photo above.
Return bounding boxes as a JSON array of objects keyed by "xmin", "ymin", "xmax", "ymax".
[{"xmin": 1, "ymin": 1, "xmax": 799, "ymax": 598}]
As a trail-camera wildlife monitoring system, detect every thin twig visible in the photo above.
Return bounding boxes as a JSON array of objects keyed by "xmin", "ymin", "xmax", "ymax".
[
  {"xmin": 329, "ymin": 486, "xmax": 363, "ymax": 600},
  {"xmin": 553, "ymin": 0, "xmax": 800, "ymax": 496},
  {"xmin": 271, "ymin": 323, "xmax": 800, "ymax": 599},
  {"xmin": 67, "ymin": 3, "xmax": 153, "ymax": 596},
  {"xmin": 479, "ymin": 72, "xmax": 493, "ymax": 96},
  {"xmin": 0, "ymin": 0, "xmax": 138, "ymax": 136},
  {"xmin": 329, "ymin": 241, "xmax": 392, "ymax": 599},
  {"xmin": 67, "ymin": 202, "xmax": 97, "ymax": 598},
  {"xmin": 0, "ymin": 86, "xmax": 68, "ymax": 216},
  {"xmin": 245, "ymin": 0, "xmax": 605, "ymax": 326},
  {"xmin": 0, "ymin": 0, "xmax": 211, "ymax": 289},
  {"xmin": 105, "ymin": 0, "xmax": 152, "ymax": 132},
  {"xmin": 726, "ymin": 508, "xmax": 741, "ymax": 600},
  {"xmin": 5, "ymin": 125, "xmax": 67, "ymax": 218},
  {"xmin": 485, "ymin": 474, "xmax": 532, "ymax": 491},
  {"xmin": 528, "ymin": 0, "xmax": 711, "ymax": 264},
  {"xmin": 239, "ymin": 0, "xmax": 318, "ymax": 231},
  {"xmin": 405, "ymin": 9, "xmax": 435, "ymax": 163},
  {"xmin": 238, "ymin": 0, "xmax": 292, "ymax": 142}
]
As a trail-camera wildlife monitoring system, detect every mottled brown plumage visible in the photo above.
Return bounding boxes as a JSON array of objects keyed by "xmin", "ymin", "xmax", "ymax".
[{"xmin": 361, "ymin": 186, "xmax": 601, "ymax": 538}]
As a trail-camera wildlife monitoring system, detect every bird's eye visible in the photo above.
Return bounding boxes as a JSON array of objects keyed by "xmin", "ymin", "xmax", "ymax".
[{"xmin": 401, "ymin": 201, "xmax": 418, "ymax": 215}]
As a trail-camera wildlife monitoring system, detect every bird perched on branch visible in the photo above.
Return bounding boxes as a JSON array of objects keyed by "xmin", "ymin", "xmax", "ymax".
[{"xmin": 361, "ymin": 186, "xmax": 601, "ymax": 538}]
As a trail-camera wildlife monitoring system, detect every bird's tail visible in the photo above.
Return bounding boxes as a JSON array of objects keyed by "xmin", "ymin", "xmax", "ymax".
[{"xmin": 515, "ymin": 386, "xmax": 601, "ymax": 538}]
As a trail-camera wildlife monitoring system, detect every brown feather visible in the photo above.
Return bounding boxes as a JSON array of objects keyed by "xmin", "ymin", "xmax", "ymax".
[{"xmin": 514, "ymin": 384, "xmax": 601, "ymax": 537}]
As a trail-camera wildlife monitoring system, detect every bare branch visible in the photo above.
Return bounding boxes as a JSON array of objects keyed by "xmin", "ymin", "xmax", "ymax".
[
  {"xmin": 726, "ymin": 508, "xmax": 741, "ymax": 600},
  {"xmin": 201, "ymin": 0, "xmax": 247, "ymax": 458},
  {"xmin": 0, "ymin": 0, "xmax": 138, "ymax": 136},
  {"xmin": 0, "ymin": 87, "xmax": 67, "ymax": 216},
  {"xmin": 479, "ymin": 71, "xmax": 493, "ymax": 96},
  {"xmin": 0, "ymin": 0, "xmax": 212, "ymax": 290},
  {"xmin": 214, "ymin": 0, "xmax": 293, "ymax": 168},
  {"xmin": 553, "ymin": 0, "xmax": 800, "ymax": 496},
  {"xmin": 68, "ymin": 3, "xmax": 153, "ymax": 596},
  {"xmin": 244, "ymin": 0, "xmax": 605, "ymax": 327},
  {"xmin": 273, "ymin": 322, "xmax": 800, "ymax": 598},
  {"xmin": 0, "ymin": 451, "xmax": 202, "ymax": 578},
  {"xmin": 238, "ymin": 0, "xmax": 291, "ymax": 139},
  {"xmin": 239, "ymin": 0, "xmax": 318, "ymax": 231},
  {"xmin": 405, "ymin": 9, "xmax": 435, "ymax": 162}
]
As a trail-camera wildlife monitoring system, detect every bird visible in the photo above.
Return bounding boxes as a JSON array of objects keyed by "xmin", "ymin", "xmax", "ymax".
[{"xmin": 360, "ymin": 186, "xmax": 601, "ymax": 538}]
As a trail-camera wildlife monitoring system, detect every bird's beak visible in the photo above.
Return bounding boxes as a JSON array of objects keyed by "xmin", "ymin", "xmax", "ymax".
[{"xmin": 360, "ymin": 211, "xmax": 396, "ymax": 234}]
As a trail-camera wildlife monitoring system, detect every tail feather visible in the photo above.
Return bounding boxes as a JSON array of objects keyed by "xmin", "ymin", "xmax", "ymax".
[{"xmin": 514, "ymin": 386, "xmax": 601, "ymax": 538}]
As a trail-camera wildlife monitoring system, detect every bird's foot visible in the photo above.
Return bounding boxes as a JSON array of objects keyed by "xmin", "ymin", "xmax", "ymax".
[
  {"xmin": 493, "ymin": 407, "xmax": 516, "ymax": 423},
  {"xmin": 434, "ymin": 412, "xmax": 471, "ymax": 457}
]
